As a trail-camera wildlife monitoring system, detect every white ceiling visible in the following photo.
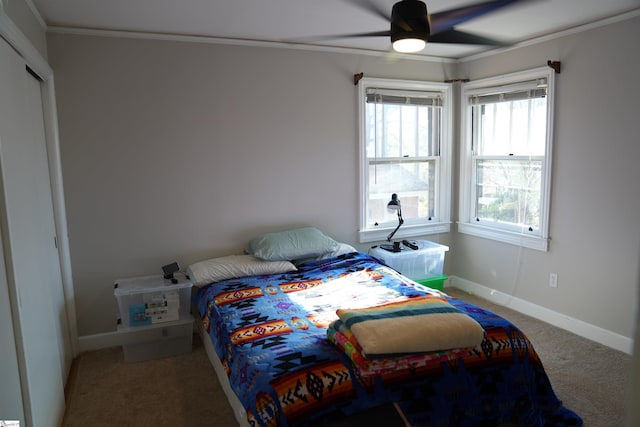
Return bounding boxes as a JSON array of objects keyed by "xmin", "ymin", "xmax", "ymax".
[{"xmin": 31, "ymin": 0, "xmax": 640, "ymax": 60}]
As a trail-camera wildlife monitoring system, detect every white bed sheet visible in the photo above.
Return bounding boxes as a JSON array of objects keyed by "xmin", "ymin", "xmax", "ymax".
[{"xmin": 194, "ymin": 313, "xmax": 250, "ymax": 427}]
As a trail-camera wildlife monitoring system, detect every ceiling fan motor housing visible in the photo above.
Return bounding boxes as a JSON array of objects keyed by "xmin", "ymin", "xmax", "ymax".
[{"xmin": 390, "ymin": 0, "xmax": 431, "ymax": 43}]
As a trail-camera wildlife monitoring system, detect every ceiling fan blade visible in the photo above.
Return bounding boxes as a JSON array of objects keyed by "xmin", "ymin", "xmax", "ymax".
[
  {"xmin": 286, "ymin": 30, "xmax": 391, "ymax": 44},
  {"xmin": 428, "ymin": 29, "xmax": 507, "ymax": 45},
  {"xmin": 429, "ymin": 0, "xmax": 530, "ymax": 35},
  {"xmin": 347, "ymin": 0, "xmax": 391, "ymax": 22},
  {"xmin": 320, "ymin": 30, "xmax": 391, "ymax": 39}
]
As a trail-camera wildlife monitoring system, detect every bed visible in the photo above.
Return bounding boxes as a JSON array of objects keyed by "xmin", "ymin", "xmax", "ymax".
[{"xmin": 189, "ymin": 228, "xmax": 582, "ymax": 427}]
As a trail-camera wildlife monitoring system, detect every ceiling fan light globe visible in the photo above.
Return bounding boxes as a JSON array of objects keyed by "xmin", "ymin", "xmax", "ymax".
[{"xmin": 393, "ymin": 38, "xmax": 426, "ymax": 53}]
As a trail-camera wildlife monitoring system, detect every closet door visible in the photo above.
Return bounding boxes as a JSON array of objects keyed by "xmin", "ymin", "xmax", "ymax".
[
  {"xmin": 0, "ymin": 37, "xmax": 66, "ymax": 426},
  {"xmin": 0, "ymin": 237, "xmax": 24, "ymax": 427}
]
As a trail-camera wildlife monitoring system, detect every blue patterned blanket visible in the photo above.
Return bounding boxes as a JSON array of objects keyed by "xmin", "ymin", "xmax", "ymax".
[{"xmin": 193, "ymin": 252, "xmax": 582, "ymax": 427}]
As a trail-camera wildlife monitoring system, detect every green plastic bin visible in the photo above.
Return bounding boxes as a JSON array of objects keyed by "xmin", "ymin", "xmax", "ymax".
[{"xmin": 415, "ymin": 274, "xmax": 448, "ymax": 291}]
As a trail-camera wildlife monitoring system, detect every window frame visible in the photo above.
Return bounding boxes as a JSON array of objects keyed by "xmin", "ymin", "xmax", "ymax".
[
  {"xmin": 358, "ymin": 77, "xmax": 452, "ymax": 243},
  {"xmin": 458, "ymin": 67, "xmax": 556, "ymax": 251}
]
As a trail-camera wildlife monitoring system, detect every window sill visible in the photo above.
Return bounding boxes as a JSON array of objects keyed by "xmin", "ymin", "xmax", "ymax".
[
  {"xmin": 457, "ymin": 222, "xmax": 549, "ymax": 251},
  {"xmin": 359, "ymin": 222, "xmax": 450, "ymax": 244}
]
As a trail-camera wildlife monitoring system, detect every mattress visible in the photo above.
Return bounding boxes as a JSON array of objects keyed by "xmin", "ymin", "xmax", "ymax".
[{"xmin": 193, "ymin": 252, "xmax": 582, "ymax": 427}]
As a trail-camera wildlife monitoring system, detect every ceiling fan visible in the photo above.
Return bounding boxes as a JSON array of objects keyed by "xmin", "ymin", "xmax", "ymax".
[{"xmin": 310, "ymin": 0, "xmax": 532, "ymax": 53}]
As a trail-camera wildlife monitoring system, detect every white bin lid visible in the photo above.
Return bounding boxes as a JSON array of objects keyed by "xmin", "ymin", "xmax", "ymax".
[{"xmin": 114, "ymin": 273, "xmax": 192, "ymax": 296}]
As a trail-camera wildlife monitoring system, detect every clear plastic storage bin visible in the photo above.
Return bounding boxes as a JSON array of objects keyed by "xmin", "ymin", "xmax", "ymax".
[
  {"xmin": 370, "ymin": 240, "xmax": 449, "ymax": 282},
  {"xmin": 117, "ymin": 317, "xmax": 194, "ymax": 362},
  {"xmin": 114, "ymin": 273, "xmax": 192, "ymax": 328}
]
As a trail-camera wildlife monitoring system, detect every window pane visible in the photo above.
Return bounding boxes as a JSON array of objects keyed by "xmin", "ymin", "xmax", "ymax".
[
  {"xmin": 418, "ymin": 106, "xmax": 440, "ymax": 157},
  {"xmin": 366, "ymin": 103, "xmax": 440, "ymax": 158},
  {"xmin": 475, "ymin": 159, "xmax": 542, "ymax": 229},
  {"xmin": 401, "ymin": 105, "xmax": 417, "ymax": 157},
  {"xmin": 474, "ymin": 98, "xmax": 547, "ymax": 156},
  {"xmin": 367, "ymin": 160, "xmax": 436, "ymax": 226}
]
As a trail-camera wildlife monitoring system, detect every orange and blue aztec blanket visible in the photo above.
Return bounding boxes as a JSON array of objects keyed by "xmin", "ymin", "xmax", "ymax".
[{"xmin": 194, "ymin": 252, "xmax": 582, "ymax": 427}]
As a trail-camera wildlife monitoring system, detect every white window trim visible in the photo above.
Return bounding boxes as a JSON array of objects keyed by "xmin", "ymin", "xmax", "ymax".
[
  {"xmin": 458, "ymin": 67, "xmax": 555, "ymax": 252},
  {"xmin": 358, "ymin": 77, "xmax": 452, "ymax": 243}
]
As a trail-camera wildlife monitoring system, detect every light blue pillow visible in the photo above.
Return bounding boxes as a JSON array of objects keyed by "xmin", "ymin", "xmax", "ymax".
[
  {"xmin": 293, "ymin": 243, "xmax": 358, "ymax": 265},
  {"xmin": 246, "ymin": 227, "xmax": 340, "ymax": 261}
]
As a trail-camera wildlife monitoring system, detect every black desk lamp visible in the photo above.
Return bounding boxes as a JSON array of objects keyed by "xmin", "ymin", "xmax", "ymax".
[{"xmin": 379, "ymin": 193, "xmax": 404, "ymax": 252}]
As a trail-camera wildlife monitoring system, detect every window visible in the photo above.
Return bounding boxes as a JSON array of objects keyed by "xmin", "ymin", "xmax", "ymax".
[
  {"xmin": 358, "ymin": 78, "xmax": 452, "ymax": 243},
  {"xmin": 459, "ymin": 67, "xmax": 555, "ymax": 251}
]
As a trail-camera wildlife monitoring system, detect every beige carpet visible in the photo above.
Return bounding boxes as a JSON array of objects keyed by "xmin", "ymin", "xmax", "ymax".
[
  {"xmin": 446, "ymin": 288, "xmax": 630, "ymax": 427},
  {"xmin": 62, "ymin": 287, "xmax": 631, "ymax": 426},
  {"xmin": 62, "ymin": 332, "xmax": 235, "ymax": 427}
]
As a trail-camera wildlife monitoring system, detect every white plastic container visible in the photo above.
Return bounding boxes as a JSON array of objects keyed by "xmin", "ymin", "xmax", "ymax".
[
  {"xmin": 370, "ymin": 240, "xmax": 449, "ymax": 281},
  {"xmin": 114, "ymin": 273, "xmax": 192, "ymax": 328}
]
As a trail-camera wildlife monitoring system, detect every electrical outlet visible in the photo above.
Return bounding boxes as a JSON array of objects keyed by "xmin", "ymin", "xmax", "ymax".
[{"xmin": 549, "ymin": 273, "xmax": 558, "ymax": 288}]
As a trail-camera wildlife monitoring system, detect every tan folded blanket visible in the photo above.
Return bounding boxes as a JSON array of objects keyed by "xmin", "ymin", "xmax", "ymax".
[{"xmin": 336, "ymin": 295, "xmax": 485, "ymax": 357}]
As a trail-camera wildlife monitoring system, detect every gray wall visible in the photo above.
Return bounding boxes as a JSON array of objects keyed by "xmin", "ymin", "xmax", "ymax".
[
  {"xmin": 48, "ymin": 34, "xmax": 455, "ymax": 336},
  {"xmin": 452, "ymin": 16, "xmax": 640, "ymax": 339},
  {"xmin": 48, "ymin": 15, "xmax": 639, "ymax": 345}
]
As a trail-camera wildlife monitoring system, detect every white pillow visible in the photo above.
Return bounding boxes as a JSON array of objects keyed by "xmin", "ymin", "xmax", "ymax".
[{"xmin": 187, "ymin": 254, "xmax": 297, "ymax": 287}]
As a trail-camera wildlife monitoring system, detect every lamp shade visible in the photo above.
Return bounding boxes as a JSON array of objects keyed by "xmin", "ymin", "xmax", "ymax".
[{"xmin": 387, "ymin": 193, "xmax": 401, "ymax": 210}]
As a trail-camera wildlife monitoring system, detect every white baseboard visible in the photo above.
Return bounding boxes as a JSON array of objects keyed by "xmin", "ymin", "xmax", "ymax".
[
  {"xmin": 77, "ymin": 320, "xmax": 197, "ymax": 353},
  {"xmin": 77, "ymin": 330, "xmax": 122, "ymax": 353},
  {"xmin": 448, "ymin": 276, "xmax": 633, "ymax": 355}
]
